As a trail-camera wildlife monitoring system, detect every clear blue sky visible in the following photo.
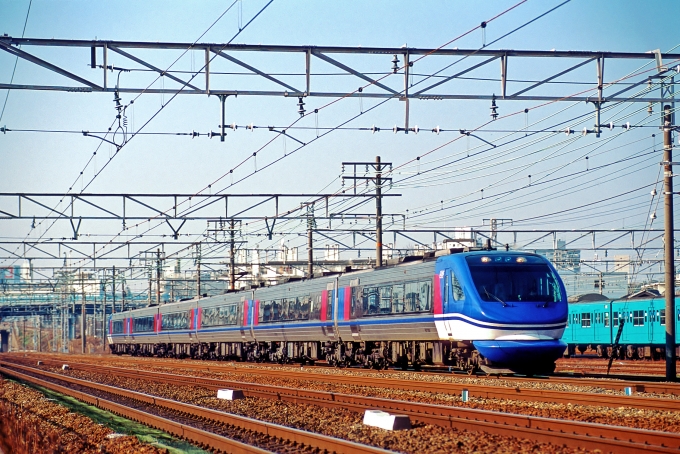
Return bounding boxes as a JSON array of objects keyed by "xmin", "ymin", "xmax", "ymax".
[{"xmin": 0, "ymin": 0, "xmax": 679, "ymax": 277}]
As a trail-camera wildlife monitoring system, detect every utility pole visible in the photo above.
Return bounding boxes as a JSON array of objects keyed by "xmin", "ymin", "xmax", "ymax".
[
  {"xmin": 195, "ymin": 243, "xmax": 201, "ymax": 298},
  {"xmin": 112, "ymin": 265, "xmax": 116, "ymax": 313},
  {"xmin": 663, "ymin": 104, "xmax": 676, "ymax": 381},
  {"xmin": 156, "ymin": 248, "xmax": 162, "ymax": 305},
  {"xmin": 230, "ymin": 219, "xmax": 236, "ymax": 290},
  {"xmin": 376, "ymin": 156, "xmax": 383, "ymax": 267},
  {"xmin": 102, "ymin": 291, "xmax": 107, "ymax": 354},
  {"xmin": 341, "ymin": 156, "xmax": 392, "ymax": 268},
  {"xmin": 196, "ymin": 261, "xmax": 201, "ymax": 298},
  {"xmin": 306, "ymin": 205, "xmax": 315, "ymax": 277},
  {"xmin": 307, "ymin": 226, "xmax": 314, "ymax": 277},
  {"xmin": 81, "ymin": 270, "xmax": 86, "ymax": 354},
  {"xmin": 36, "ymin": 315, "xmax": 41, "ymax": 352}
]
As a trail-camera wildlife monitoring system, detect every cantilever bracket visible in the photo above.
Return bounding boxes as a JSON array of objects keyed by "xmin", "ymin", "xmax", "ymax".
[
  {"xmin": 265, "ymin": 217, "xmax": 277, "ymax": 240},
  {"xmin": 69, "ymin": 217, "xmax": 82, "ymax": 240},
  {"xmin": 268, "ymin": 127, "xmax": 306, "ymax": 145},
  {"xmin": 166, "ymin": 219, "xmax": 186, "ymax": 240},
  {"xmin": 459, "ymin": 129, "xmax": 496, "ymax": 148}
]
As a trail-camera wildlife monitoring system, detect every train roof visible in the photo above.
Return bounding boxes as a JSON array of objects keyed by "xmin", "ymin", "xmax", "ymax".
[
  {"xmin": 618, "ymin": 289, "xmax": 662, "ymax": 300},
  {"xmin": 568, "ymin": 293, "xmax": 610, "ymax": 303},
  {"xmin": 114, "ymin": 248, "xmax": 549, "ymax": 315}
]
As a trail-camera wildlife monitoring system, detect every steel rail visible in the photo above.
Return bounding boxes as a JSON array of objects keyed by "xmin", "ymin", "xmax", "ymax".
[
  {"xmin": 0, "ymin": 365, "xmax": 270, "ymax": 454},
  {"xmin": 14, "ymin": 353, "xmax": 680, "ymax": 398},
  {"xmin": 54, "ymin": 357, "xmax": 680, "ymax": 411},
  {"xmin": 0, "ymin": 362, "xmax": 392, "ymax": 454},
  {"xmin": 4, "ymin": 358, "xmax": 680, "ymax": 453}
]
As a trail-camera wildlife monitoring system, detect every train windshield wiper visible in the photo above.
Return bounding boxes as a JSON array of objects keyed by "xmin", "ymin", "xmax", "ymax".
[{"xmin": 482, "ymin": 287, "xmax": 508, "ymax": 307}]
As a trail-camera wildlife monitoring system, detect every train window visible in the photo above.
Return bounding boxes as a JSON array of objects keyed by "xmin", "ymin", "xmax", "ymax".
[
  {"xmin": 112, "ymin": 320, "xmax": 124, "ymax": 334},
  {"xmin": 419, "ymin": 280, "xmax": 431, "ymax": 311},
  {"xmin": 466, "ymin": 256, "xmax": 562, "ymax": 303},
  {"xmin": 581, "ymin": 313, "xmax": 591, "ymax": 328},
  {"xmin": 660, "ymin": 309, "xmax": 666, "ymax": 326},
  {"xmin": 613, "ymin": 312, "xmax": 620, "ymax": 327},
  {"xmin": 260, "ymin": 302, "xmax": 272, "ymax": 322},
  {"xmin": 595, "ymin": 313, "xmax": 601, "ymax": 324},
  {"xmin": 379, "ymin": 286, "xmax": 392, "ymax": 313},
  {"xmin": 273, "ymin": 301, "xmax": 282, "ymax": 321},
  {"xmin": 298, "ymin": 296, "xmax": 311, "ymax": 320},
  {"xmin": 604, "ymin": 312, "xmax": 610, "ymax": 327},
  {"xmin": 633, "ymin": 310, "xmax": 644, "ymax": 327},
  {"xmin": 133, "ymin": 316, "xmax": 154, "ymax": 332},
  {"xmin": 363, "ymin": 287, "xmax": 379, "ymax": 315},
  {"xmin": 451, "ymin": 273, "xmax": 465, "ymax": 301},
  {"xmin": 281, "ymin": 299, "xmax": 291, "ymax": 321},
  {"xmin": 404, "ymin": 282, "xmax": 419, "ymax": 311},
  {"xmin": 359, "ymin": 281, "xmax": 431, "ymax": 316},
  {"xmin": 392, "ymin": 283, "xmax": 404, "ymax": 313},
  {"xmin": 202, "ymin": 304, "xmax": 239, "ymax": 327},
  {"xmin": 161, "ymin": 311, "xmax": 190, "ymax": 330},
  {"xmin": 308, "ymin": 293, "xmax": 321, "ymax": 320},
  {"xmin": 351, "ymin": 287, "xmax": 362, "ymax": 317}
]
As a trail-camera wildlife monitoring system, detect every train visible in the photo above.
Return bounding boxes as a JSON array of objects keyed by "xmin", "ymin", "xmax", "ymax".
[
  {"xmin": 563, "ymin": 291, "xmax": 680, "ymax": 360},
  {"xmin": 108, "ymin": 248, "xmax": 569, "ymax": 374}
]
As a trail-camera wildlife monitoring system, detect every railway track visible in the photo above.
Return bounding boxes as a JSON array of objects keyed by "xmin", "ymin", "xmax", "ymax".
[
  {"xmin": 10, "ymin": 352, "xmax": 680, "ymax": 397},
  {"xmin": 557, "ymin": 357, "xmax": 675, "ymax": 376},
  {"xmin": 17, "ymin": 355, "xmax": 680, "ymax": 408},
  {"xmin": 2, "ymin": 357, "xmax": 680, "ymax": 453},
  {"xmin": 0, "ymin": 361, "xmax": 389, "ymax": 454}
]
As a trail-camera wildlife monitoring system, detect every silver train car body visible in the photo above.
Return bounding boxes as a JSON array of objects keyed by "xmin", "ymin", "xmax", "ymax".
[{"xmin": 108, "ymin": 250, "xmax": 567, "ymax": 373}]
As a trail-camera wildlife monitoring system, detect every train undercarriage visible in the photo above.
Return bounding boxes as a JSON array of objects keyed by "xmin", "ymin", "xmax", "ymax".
[{"xmin": 110, "ymin": 339, "xmax": 491, "ymax": 372}]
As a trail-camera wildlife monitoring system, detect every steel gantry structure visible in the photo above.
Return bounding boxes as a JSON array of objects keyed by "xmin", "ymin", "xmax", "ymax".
[
  {"xmin": 2, "ymin": 37, "xmax": 679, "ymax": 102},
  {"xmin": 1, "ymin": 37, "xmax": 679, "ymax": 136}
]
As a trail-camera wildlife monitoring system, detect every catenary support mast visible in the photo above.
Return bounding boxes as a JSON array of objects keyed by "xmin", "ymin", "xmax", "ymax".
[{"xmin": 664, "ymin": 104, "xmax": 677, "ymax": 381}]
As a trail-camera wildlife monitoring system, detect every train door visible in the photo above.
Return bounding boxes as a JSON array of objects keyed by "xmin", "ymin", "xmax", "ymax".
[
  {"xmin": 250, "ymin": 295, "xmax": 258, "ymax": 339},
  {"xmin": 349, "ymin": 278, "xmax": 362, "ymax": 320},
  {"xmin": 333, "ymin": 277, "xmax": 340, "ymax": 334},
  {"xmin": 648, "ymin": 302, "xmax": 655, "ymax": 343},
  {"xmin": 241, "ymin": 298, "xmax": 257, "ymax": 340},
  {"xmin": 320, "ymin": 283, "xmax": 336, "ymax": 339}
]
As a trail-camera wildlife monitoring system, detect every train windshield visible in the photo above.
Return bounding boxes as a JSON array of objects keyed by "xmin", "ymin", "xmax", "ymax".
[{"xmin": 465, "ymin": 255, "xmax": 562, "ymax": 303}]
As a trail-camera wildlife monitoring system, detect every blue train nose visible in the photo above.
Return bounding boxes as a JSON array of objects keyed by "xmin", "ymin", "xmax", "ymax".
[{"xmin": 473, "ymin": 339, "xmax": 567, "ymax": 366}]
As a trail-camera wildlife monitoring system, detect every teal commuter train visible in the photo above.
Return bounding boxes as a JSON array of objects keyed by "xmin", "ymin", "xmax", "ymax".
[{"xmin": 563, "ymin": 292, "xmax": 680, "ymax": 359}]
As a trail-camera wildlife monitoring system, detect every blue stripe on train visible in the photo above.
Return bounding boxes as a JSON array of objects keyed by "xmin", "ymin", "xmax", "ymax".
[{"xmin": 110, "ymin": 315, "xmax": 565, "ymax": 338}]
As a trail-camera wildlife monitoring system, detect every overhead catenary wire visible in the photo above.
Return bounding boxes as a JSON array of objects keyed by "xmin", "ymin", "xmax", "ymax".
[
  {"xmin": 0, "ymin": 0, "xmax": 32, "ymax": 124},
  {"xmin": 2, "ymin": 0, "xmax": 275, "ymax": 268},
  {"xmin": 14, "ymin": 2, "xmax": 668, "ymax": 280},
  {"xmin": 60, "ymin": 1, "xmax": 535, "ymax": 270}
]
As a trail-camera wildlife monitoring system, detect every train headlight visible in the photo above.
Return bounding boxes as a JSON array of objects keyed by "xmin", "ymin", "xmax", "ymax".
[
  {"xmin": 516, "ymin": 257, "xmax": 527, "ymax": 263},
  {"xmin": 481, "ymin": 256, "xmax": 491, "ymax": 263}
]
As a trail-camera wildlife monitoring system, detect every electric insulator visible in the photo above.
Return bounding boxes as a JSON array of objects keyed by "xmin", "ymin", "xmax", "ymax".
[
  {"xmin": 490, "ymin": 94, "xmax": 498, "ymax": 120},
  {"xmin": 297, "ymin": 97, "xmax": 305, "ymax": 117}
]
